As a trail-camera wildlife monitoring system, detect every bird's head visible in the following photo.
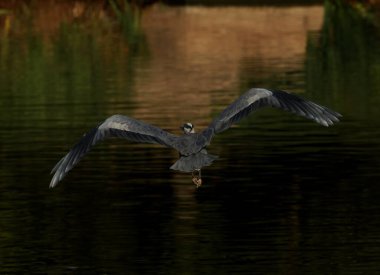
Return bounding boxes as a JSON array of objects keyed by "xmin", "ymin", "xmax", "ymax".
[{"xmin": 180, "ymin": 122, "xmax": 195, "ymax": 134}]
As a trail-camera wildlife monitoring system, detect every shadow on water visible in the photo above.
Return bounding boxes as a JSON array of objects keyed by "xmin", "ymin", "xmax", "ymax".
[{"xmin": 1, "ymin": 2, "xmax": 380, "ymax": 273}]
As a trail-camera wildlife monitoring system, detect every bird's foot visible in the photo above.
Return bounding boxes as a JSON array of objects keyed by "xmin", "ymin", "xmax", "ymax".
[
  {"xmin": 192, "ymin": 169, "xmax": 202, "ymax": 188},
  {"xmin": 192, "ymin": 176, "xmax": 202, "ymax": 188}
]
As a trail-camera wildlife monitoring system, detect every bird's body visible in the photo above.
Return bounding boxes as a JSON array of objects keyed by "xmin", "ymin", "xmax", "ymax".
[{"xmin": 50, "ymin": 88, "xmax": 341, "ymax": 188}]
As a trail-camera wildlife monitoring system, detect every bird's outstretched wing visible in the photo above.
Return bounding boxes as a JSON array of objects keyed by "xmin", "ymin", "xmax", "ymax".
[
  {"xmin": 201, "ymin": 88, "xmax": 342, "ymax": 143},
  {"xmin": 50, "ymin": 115, "xmax": 179, "ymax": 188}
]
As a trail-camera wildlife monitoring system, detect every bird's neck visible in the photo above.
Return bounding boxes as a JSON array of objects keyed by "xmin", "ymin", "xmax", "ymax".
[{"xmin": 185, "ymin": 129, "xmax": 195, "ymax": 135}]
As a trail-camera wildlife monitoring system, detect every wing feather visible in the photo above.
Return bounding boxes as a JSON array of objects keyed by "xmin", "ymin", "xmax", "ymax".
[
  {"xmin": 202, "ymin": 88, "xmax": 341, "ymax": 143},
  {"xmin": 50, "ymin": 115, "xmax": 179, "ymax": 188}
]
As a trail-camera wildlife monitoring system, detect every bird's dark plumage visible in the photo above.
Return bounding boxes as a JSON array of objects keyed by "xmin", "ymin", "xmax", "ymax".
[
  {"xmin": 201, "ymin": 88, "xmax": 341, "ymax": 143},
  {"xmin": 50, "ymin": 88, "xmax": 341, "ymax": 187},
  {"xmin": 50, "ymin": 115, "xmax": 181, "ymax": 187}
]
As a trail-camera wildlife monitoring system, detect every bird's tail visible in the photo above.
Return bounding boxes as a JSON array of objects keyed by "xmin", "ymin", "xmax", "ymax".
[{"xmin": 170, "ymin": 151, "xmax": 218, "ymax": 173}]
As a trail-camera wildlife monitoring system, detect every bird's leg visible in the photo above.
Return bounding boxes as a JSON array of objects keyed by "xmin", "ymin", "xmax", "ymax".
[{"xmin": 192, "ymin": 169, "xmax": 202, "ymax": 188}]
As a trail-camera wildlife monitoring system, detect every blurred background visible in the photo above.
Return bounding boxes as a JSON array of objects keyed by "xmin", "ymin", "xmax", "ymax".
[{"xmin": 1, "ymin": 0, "xmax": 380, "ymax": 273}]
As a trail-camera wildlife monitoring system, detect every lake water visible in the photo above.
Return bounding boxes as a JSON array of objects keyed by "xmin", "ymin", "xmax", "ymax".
[{"xmin": 1, "ymin": 3, "xmax": 380, "ymax": 273}]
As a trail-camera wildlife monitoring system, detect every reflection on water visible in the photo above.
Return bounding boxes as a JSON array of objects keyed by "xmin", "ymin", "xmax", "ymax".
[{"xmin": 1, "ymin": 3, "xmax": 380, "ymax": 274}]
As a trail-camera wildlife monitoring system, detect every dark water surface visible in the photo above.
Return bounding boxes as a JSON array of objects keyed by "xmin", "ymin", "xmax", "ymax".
[{"xmin": 1, "ymin": 4, "xmax": 380, "ymax": 274}]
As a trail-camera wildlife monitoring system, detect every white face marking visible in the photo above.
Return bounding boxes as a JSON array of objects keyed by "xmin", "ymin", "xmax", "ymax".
[{"xmin": 182, "ymin": 122, "xmax": 194, "ymax": 134}]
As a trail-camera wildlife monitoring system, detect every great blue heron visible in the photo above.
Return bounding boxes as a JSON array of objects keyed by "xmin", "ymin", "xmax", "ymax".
[{"xmin": 50, "ymin": 88, "xmax": 341, "ymax": 188}]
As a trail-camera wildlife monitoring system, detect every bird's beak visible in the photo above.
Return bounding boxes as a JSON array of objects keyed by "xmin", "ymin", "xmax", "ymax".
[{"xmin": 179, "ymin": 126, "xmax": 184, "ymax": 130}]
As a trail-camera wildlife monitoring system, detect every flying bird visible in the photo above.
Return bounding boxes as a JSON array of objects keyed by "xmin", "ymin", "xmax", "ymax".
[{"xmin": 50, "ymin": 88, "xmax": 341, "ymax": 188}]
